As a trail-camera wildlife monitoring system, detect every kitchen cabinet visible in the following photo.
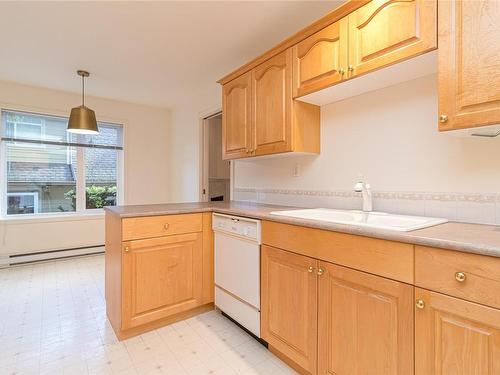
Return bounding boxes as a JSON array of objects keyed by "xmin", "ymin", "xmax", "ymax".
[
  {"xmin": 318, "ymin": 262, "xmax": 414, "ymax": 375},
  {"xmin": 292, "ymin": 19, "xmax": 348, "ymax": 98},
  {"xmin": 252, "ymin": 51, "xmax": 292, "ymax": 156},
  {"xmin": 261, "ymin": 245, "xmax": 318, "ymax": 374},
  {"xmin": 438, "ymin": 0, "xmax": 500, "ymax": 131},
  {"xmin": 261, "ymin": 235, "xmax": 414, "ymax": 374},
  {"xmin": 105, "ymin": 212, "xmax": 214, "ymax": 339},
  {"xmin": 222, "ymin": 49, "xmax": 320, "ymax": 160},
  {"xmin": 348, "ymin": 0, "xmax": 437, "ymax": 78},
  {"xmin": 292, "ymin": 0, "xmax": 436, "ymax": 98},
  {"xmin": 122, "ymin": 232, "xmax": 203, "ymax": 329},
  {"xmin": 222, "ymin": 71, "xmax": 252, "ymax": 159},
  {"xmin": 415, "ymin": 288, "xmax": 500, "ymax": 374}
]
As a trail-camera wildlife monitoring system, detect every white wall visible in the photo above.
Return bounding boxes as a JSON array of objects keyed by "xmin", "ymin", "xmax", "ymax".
[
  {"xmin": 233, "ymin": 75, "xmax": 500, "ymax": 224},
  {"xmin": 0, "ymin": 80, "xmax": 170, "ymax": 256}
]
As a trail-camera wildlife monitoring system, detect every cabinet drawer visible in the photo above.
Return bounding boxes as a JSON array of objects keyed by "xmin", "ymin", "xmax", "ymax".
[
  {"xmin": 262, "ymin": 221, "xmax": 414, "ymax": 283},
  {"xmin": 415, "ymin": 246, "xmax": 500, "ymax": 309},
  {"xmin": 122, "ymin": 213, "xmax": 202, "ymax": 241}
]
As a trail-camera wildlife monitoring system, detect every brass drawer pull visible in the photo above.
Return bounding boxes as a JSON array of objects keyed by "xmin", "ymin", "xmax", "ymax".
[
  {"xmin": 317, "ymin": 268, "xmax": 324, "ymax": 276},
  {"xmin": 455, "ymin": 272, "xmax": 467, "ymax": 283},
  {"xmin": 307, "ymin": 266, "xmax": 314, "ymax": 273},
  {"xmin": 439, "ymin": 114, "xmax": 448, "ymax": 123},
  {"xmin": 415, "ymin": 299, "xmax": 425, "ymax": 309},
  {"xmin": 124, "ymin": 246, "xmax": 130, "ymax": 253},
  {"xmin": 163, "ymin": 223, "xmax": 170, "ymax": 230}
]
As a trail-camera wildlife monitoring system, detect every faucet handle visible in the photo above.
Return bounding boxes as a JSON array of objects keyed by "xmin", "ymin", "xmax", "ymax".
[{"xmin": 354, "ymin": 181, "xmax": 364, "ymax": 192}]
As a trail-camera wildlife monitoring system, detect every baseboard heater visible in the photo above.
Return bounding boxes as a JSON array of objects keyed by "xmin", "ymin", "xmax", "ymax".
[{"xmin": 1, "ymin": 245, "xmax": 104, "ymax": 267}]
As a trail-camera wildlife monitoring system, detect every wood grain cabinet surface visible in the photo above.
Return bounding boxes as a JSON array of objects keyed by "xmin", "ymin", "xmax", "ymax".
[
  {"xmin": 105, "ymin": 212, "xmax": 214, "ymax": 339},
  {"xmin": 222, "ymin": 50, "xmax": 320, "ymax": 160},
  {"xmin": 415, "ymin": 288, "xmax": 500, "ymax": 375},
  {"xmin": 348, "ymin": 0, "xmax": 437, "ymax": 78},
  {"xmin": 318, "ymin": 262, "xmax": 414, "ymax": 375},
  {"xmin": 292, "ymin": 19, "xmax": 348, "ymax": 98},
  {"xmin": 261, "ymin": 245, "xmax": 318, "ymax": 374},
  {"xmin": 438, "ymin": 0, "xmax": 500, "ymax": 131},
  {"xmin": 222, "ymin": 71, "xmax": 252, "ymax": 159},
  {"xmin": 122, "ymin": 232, "xmax": 203, "ymax": 329}
]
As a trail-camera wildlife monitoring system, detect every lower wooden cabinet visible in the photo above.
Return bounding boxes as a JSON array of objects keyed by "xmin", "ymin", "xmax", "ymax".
[
  {"xmin": 261, "ymin": 244, "xmax": 414, "ymax": 374},
  {"xmin": 318, "ymin": 262, "xmax": 414, "ymax": 375},
  {"xmin": 105, "ymin": 212, "xmax": 214, "ymax": 339},
  {"xmin": 122, "ymin": 232, "xmax": 203, "ymax": 329},
  {"xmin": 415, "ymin": 288, "xmax": 500, "ymax": 375},
  {"xmin": 261, "ymin": 245, "xmax": 318, "ymax": 374}
]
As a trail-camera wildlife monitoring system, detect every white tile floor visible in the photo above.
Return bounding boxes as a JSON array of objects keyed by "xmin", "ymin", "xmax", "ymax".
[{"xmin": 0, "ymin": 255, "xmax": 296, "ymax": 375}]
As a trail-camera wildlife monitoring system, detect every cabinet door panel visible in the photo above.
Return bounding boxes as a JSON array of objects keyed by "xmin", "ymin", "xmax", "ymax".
[
  {"xmin": 348, "ymin": 0, "xmax": 437, "ymax": 77},
  {"xmin": 438, "ymin": 0, "xmax": 500, "ymax": 131},
  {"xmin": 415, "ymin": 288, "xmax": 500, "ymax": 374},
  {"xmin": 252, "ymin": 51, "xmax": 292, "ymax": 156},
  {"xmin": 222, "ymin": 71, "xmax": 252, "ymax": 159},
  {"xmin": 122, "ymin": 233, "xmax": 203, "ymax": 329},
  {"xmin": 261, "ymin": 245, "xmax": 317, "ymax": 374},
  {"xmin": 318, "ymin": 262, "xmax": 414, "ymax": 375},
  {"xmin": 293, "ymin": 19, "xmax": 348, "ymax": 97}
]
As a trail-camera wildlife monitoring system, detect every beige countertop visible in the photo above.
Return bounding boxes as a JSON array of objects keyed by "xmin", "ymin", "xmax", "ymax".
[{"xmin": 105, "ymin": 201, "xmax": 500, "ymax": 258}]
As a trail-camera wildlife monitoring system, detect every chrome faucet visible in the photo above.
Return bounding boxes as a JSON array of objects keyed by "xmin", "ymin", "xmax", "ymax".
[{"xmin": 354, "ymin": 181, "xmax": 373, "ymax": 212}]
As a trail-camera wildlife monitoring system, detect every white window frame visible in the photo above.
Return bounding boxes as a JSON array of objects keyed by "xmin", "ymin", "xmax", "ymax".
[
  {"xmin": 6, "ymin": 192, "xmax": 39, "ymax": 214},
  {"xmin": 0, "ymin": 108, "xmax": 124, "ymax": 219}
]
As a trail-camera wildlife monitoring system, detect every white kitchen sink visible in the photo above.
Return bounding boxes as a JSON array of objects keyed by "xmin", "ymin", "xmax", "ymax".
[{"xmin": 269, "ymin": 208, "xmax": 448, "ymax": 232}]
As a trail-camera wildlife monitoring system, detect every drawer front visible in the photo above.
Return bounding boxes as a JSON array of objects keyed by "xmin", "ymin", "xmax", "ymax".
[
  {"xmin": 262, "ymin": 221, "xmax": 414, "ymax": 283},
  {"xmin": 122, "ymin": 213, "xmax": 202, "ymax": 241},
  {"xmin": 415, "ymin": 246, "xmax": 500, "ymax": 309}
]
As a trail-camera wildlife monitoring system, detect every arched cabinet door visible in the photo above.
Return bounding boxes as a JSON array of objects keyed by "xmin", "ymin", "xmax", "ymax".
[
  {"xmin": 222, "ymin": 71, "xmax": 252, "ymax": 160},
  {"xmin": 252, "ymin": 50, "xmax": 292, "ymax": 156},
  {"xmin": 292, "ymin": 19, "xmax": 348, "ymax": 98},
  {"xmin": 348, "ymin": 0, "xmax": 437, "ymax": 77}
]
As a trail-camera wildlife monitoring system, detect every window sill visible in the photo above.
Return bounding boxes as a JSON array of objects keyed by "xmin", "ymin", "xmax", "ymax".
[{"xmin": 0, "ymin": 211, "xmax": 105, "ymax": 225}]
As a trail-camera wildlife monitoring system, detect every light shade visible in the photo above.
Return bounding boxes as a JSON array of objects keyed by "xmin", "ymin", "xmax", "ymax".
[{"xmin": 67, "ymin": 105, "xmax": 99, "ymax": 134}]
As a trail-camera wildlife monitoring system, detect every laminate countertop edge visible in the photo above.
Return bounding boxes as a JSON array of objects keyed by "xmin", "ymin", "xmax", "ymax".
[{"xmin": 104, "ymin": 202, "xmax": 500, "ymax": 258}]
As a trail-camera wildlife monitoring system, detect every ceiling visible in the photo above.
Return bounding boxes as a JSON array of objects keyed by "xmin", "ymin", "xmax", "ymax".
[{"xmin": 0, "ymin": 1, "xmax": 340, "ymax": 109}]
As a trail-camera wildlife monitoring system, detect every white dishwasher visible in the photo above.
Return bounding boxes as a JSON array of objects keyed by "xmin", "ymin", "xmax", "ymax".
[{"xmin": 213, "ymin": 213, "xmax": 261, "ymax": 337}]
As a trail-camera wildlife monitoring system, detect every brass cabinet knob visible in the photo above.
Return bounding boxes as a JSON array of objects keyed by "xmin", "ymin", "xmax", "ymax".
[
  {"xmin": 339, "ymin": 68, "xmax": 345, "ymax": 75},
  {"xmin": 164, "ymin": 223, "xmax": 170, "ymax": 230},
  {"xmin": 415, "ymin": 299, "xmax": 425, "ymax": 309},
  {"xmin": 455, "ymin": 272, "xmax": 467, "ymax": 283},
  {"xmin": 317, "ymin": 268, "xmax": 324, "ymax": 276},
  {"xmin": 124, "ymin": 246, "xmax": 130, "ymax": 253},
  {"xmin": 348, "ymin": 65, "xmax": 354, "ymax": 72},
  {"xmin": 308, "ymin": 266, "xmax": 314, "ymax": 273},
  {"xmin": 439, "ymin": 114, "xmax": 448, "ymax": 123}
]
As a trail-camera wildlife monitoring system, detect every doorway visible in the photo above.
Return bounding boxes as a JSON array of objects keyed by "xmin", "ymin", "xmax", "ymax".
[{"xmin": 201, "ymin": 112, "xmax": 231, "ymax": 202}]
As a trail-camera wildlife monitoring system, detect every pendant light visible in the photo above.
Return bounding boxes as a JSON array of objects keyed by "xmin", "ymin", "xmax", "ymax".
[{"xmin": 67, "ymin": 70, "xmax": 99, "ymax": 134}]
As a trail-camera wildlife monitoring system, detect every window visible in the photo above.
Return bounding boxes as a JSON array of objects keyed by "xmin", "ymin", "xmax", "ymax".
[{"xmin": 1, "ymin": 110, "xmax": 123, "ymax": 216}]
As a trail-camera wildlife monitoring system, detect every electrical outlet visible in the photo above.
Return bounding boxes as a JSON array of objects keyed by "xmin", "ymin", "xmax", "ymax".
[{"xmin": 293, "ymin": 163, "xmax": 300, "ymax": 177}]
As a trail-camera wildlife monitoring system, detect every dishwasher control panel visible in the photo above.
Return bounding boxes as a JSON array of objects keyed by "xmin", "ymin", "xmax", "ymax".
[{"xmin": 212, "ymin": 213, "xmax": 261, "ymax": 243}]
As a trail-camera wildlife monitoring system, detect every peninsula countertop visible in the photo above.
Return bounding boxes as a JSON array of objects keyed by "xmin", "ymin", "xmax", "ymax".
[{"xmin": 105, "ymin": 201, "xmax": 500, "ymax": 258}]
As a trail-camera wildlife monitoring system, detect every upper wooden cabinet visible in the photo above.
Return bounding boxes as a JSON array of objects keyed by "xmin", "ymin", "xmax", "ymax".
[
  {"xmin": 348, "ymin": 0, "xmax": 437, "ymax": 77},
  {"xmin": 292, "ymin": 19, "xmax": 348, "ymax": 98},
  {"xmin": 290, "ymin": 0, "xmax": 437, "ymax": 97},
  {"xmin": 222, "ymin": 71, "xmax": 252, "ymax": 159},
  {"xmin": 318, "ymin": 262, "xmax": 414, "ymax": 375},
  {"xmin": 222, "ymin": 50, "xmax": 320, "ymax": 160},
  {"xmin": 415, "ymin": 288, "xmax": 500, "ymax": 375},
  {"xmin": 252, "ymin": 51, "xmax": 292, "ymax": 156},
  {"xmin": 438, "ymin": 0, "xmax": 500, "ymax": 131}
]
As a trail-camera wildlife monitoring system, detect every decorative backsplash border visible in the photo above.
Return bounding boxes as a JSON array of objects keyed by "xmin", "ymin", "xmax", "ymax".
[
  {"xmin": 233, "ymin": 187, "xmax": 500, "ymax": 225},
  {"xmin": 235, "ymin": 187, "xmax": 499, "ymax": 202}
]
